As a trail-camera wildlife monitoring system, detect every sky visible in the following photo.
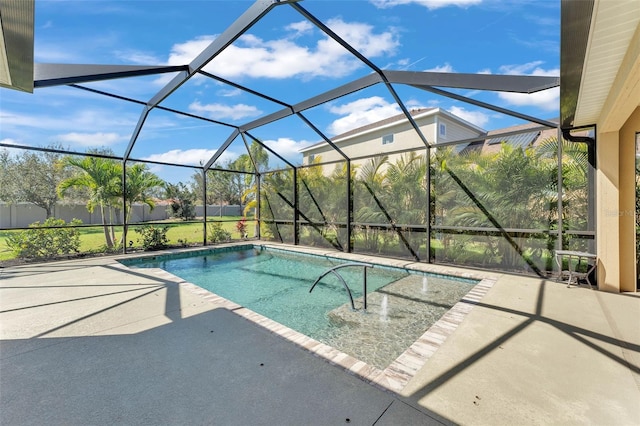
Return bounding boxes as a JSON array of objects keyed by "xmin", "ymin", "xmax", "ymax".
[{"xmin": 0, "ymin": 0, "xmax": 560, "ymax": 183}]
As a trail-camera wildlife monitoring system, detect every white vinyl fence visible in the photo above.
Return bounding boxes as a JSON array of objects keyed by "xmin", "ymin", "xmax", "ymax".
[{"xmin": 0, "ymin": 203, "xmax": 241, "ymax": 229}]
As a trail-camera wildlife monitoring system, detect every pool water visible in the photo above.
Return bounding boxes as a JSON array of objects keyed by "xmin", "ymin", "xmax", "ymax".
[{"xmin": 124, "ymin": 246, "xmax": 477, "ymax": 369}]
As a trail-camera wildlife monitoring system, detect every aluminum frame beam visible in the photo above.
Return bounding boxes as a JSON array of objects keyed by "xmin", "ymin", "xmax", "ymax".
[
  {"xmin": 384, "ymin": 70, "xmax": 559, "ymax": 94},
  {"xmin": 126, "ymin": 0, "xmax": 294, "ymax": 162},
  {"xmin": 34, "ymin": 63, "xmax": 188, "ymax": 88},
  {"xmin": 415, "ymin": 85, "xmax": 558, "ymax": 128},
  {"xmin": 148, "ymin": 0, "xmax": 294, "ymax": 109},
  {"xmin": 291, "ymin": 2, "xmax": 429, "ymax": 147},
  {"xmin": 204, "ymin": 129, "xmax": 241, "ymax": 170},
  {"xmin": 559, "ymin": 0, "xmax": 595, "ymax": 128}
]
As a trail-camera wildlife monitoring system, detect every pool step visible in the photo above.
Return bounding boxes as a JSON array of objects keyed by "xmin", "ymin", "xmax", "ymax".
[{"xmin": 324, "ymin": 274, "xmax": 474, "ymax": 369}]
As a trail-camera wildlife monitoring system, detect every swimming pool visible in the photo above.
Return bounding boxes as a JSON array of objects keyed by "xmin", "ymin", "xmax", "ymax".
[{"xmin": 122, "ymin": 245, "xmax": 479, "ymax": 371}]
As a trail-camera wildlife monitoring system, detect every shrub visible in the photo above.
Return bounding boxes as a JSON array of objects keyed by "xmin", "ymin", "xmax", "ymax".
[
  {"xmin": 135, "ymin": 225, "xmax": 169, "ymax": 251},
  {"xmin": 208, "ymin": 221, "xmax": 231, "ymax": 243},
  {"xmin": 236, "ymin": 217, "xmax": 247, "ymax": 239},
  {"xmin": 165, "ymin": 182, "xmax": 196, "ymax": 220},
  {"xmin": 6, "ymin": 218, "xmax": 82, "ymax": 259}
]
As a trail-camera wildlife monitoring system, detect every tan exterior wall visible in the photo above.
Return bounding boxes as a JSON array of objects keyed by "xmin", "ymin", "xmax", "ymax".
[
  {"xmin": 436, "ymin": 115, "xmax": 482, "ymax": 144},
  {"xmin": 302, "ymin": 111, "xmax": 483, "ymax": 176},
  {"xmin": 618, "ymin": 107, "xmax": 639, "ymax": 292},
  {"xmin": 597, "ymin": 131, "xmax": 622, "ymax": 292},
  {"xmin": 303, "ymin": 115, "xmax": 436, "ymax": 166},
  {"xmin": 596, "ymin": 107, "xmax": 639, "ymax": 292}
]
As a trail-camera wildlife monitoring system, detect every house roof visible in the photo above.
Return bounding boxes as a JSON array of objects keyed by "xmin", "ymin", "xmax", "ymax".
[
  {"xmin": 331, "ymin": 107, "xmax": 436, "ymax": 142},
  {"xmin": 460, "ymin": 119, "xmax": 559, "ymax": 155}
]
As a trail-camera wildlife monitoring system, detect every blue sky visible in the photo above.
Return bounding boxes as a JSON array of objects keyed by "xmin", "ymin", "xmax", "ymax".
[{"xmin": 0, "ymin": 0, "xmax": 560, "ymax": 183}]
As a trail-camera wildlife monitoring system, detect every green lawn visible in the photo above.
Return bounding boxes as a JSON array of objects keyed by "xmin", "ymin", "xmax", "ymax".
[{"xmin": 0, "ymin": 217, "xmax": 250, "ymax": 263}]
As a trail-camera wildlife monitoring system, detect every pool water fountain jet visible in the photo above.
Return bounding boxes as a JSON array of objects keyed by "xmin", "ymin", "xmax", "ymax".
[
  {"xmin": 380, "ymin": 294, "xmax": 389, "ymax": 322},
  {"xmin": 421, "ymin": 276, "xmax": 428, "ymax": 294}
]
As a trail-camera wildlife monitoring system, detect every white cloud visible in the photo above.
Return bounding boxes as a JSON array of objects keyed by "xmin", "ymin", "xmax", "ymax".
[
  {"xmin": 114, "ymin": 49, "xmax": 162, "ymax": 65},
  {"xmin": 189, "ymin": 101, "xmax": 262, "ymax": 121},
  {"xmin": 57, "ymin": 132, "xmax": 125, "ymax": 147},
  {"xmin": 217, "ymin": 88, "xmax": 242, "ymax": 97},
  {"xmin": 263, "ymin": 137, "xmax": 313, "ymax": 163},
  {"xmin": 328, "ymin": 96, "xmax": 401, "ymax": 136},
  {"xmin": 164, "ymin": 19, "xmax": 398, "ymax": 80},
  {"xmin": 142, "ymin": 148, "xmax": 236, "ymax": 166},
  {"xmin": 425, "ymin": 63, "xmax": 454, "ymax": 73},
  {"xmin": 498, "ymin": 61, "xmax": 558, "ymax": 77},
  {"xmin": 447, "ymin": 106, "xmax": 489, "ymax": 128},
  {"xmin": 286, "ymin": 20, "xmax": 314, "ymax": 36},
  {"xmin": 371, "ymin": 0, "xmax": 481, "ymax": 10},
  {"xmin": 498, "ymin": 87, "xmax": 559, "ymax": 111},
  {"xmin": 325, "ymin": 19, "xmax": 399, "ymax": 57},
  {"xmin": 496, "ymin": 62, "xmax": 560, "ymax": 111}
]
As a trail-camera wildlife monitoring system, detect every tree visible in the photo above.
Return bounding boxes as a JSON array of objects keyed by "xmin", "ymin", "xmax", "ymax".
[
  {"xmin": 443, "ymin": 144, "xmax": 552, "ymax": 269},
  {"xmin": 58, "ymin": 156, "xmax": 121, "ymax": 248},
  {"xmin": 0, "ymin": 146, "xmax": 73, "ymax": 217},
  {"xmin": 123, "ymin": 163, "xmax": 164, "ymax": 223},
  {"xmin": 165, "ymin": 182, "xmax": 196, "ymax": 220},
  {"xmin": 190, "ymin": 141, "xmax": 269, "ymax": 209},
  {"xmin": 58, "ymin": 157, "xmax": 164, "ymax": 249}
]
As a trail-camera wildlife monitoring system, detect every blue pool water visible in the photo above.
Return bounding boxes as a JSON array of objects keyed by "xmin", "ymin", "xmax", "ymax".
[{"xmin": 123, "ymin": 245, "xmax": 477, "ymax": 369}]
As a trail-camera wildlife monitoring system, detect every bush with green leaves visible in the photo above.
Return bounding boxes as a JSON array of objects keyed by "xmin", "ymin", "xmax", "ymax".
[
  {"xmin": 165, "ymin": 182, "xmax": 196, "ymax": 220},
  {"xmin": 208, "ymin": 221, "xmax": 231, "ymax": 243},
  {"xmin": 6, "ymin": 218, "xmax": 82, "ymax": 259},
  {"xmin": 135, "ymin": 225, "xmax": 169, "ymax": 251}
]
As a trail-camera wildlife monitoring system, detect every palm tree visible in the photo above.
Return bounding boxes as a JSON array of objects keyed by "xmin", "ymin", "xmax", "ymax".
[
  {"xmin": 58, "ymin": 156, "xmax": 121, "ymax": 248},
  {"xmin": 445, "ymin": 144, "xmax": 552, "ymax": 270},
  {"xmin": 350, "ymin": 155, "xmax": 388, "ymax": 253},
  {"xmin": 123, "ymin": 163, "xmax": 164, "ymax": 223}
]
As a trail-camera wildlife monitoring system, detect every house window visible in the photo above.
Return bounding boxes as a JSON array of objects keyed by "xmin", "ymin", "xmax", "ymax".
[
  {"xmin": 439, "ymin": 123, "xmax": 447, "ymax": 137},
  {"xmin": 382, "ymin": 134, "xmax": 394, "ymax": 145},
  {"xmin": 308, "ymin": 154, "xmax": 315, "ymax": 163}
]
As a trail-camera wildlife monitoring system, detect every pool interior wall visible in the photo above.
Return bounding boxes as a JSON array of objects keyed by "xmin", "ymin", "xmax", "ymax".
[{"xmin": 119, "ymin": 242, "xmax": 498, "ymax": 393}]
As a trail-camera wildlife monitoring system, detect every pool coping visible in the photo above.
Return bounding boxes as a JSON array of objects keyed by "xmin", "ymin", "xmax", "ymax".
[{"xmin": 118, "ymin": 242, "xmax": 499, "ymax": 394}]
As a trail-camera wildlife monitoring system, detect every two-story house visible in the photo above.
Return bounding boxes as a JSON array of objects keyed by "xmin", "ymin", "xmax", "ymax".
[{"xmin": 300, "ymin": 107, "xmax": 486, "ymax": 173}]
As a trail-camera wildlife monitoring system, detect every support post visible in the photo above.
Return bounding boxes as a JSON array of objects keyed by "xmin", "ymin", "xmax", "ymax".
[
  {"xmin": 346, "ymin": 160, "xmax": 353, "ymax": 253},
  {"xmin": 256, "ymin": 173, "xmax": 261, "ymax": 240},
  {"xmin": 363, "ymin": 266, "xmax": 367, "ymax": 311},
  {"xmin": 426, "ymin": 147, "xmax": 431, "ymax": 263},
  {"xmin": 556, "ymin": 127, "xmax": 563, "ymax": 261},
  {"xmin": 122, "ymin": 160, "xmax": 127, "ymax": 254},
  {"xmin": 293, "ymin": 167, "xmax": 299, "ymax": 245},
  {"xmin": 203, "ymin": 168, "xmax": 208, "ymax": 246}
]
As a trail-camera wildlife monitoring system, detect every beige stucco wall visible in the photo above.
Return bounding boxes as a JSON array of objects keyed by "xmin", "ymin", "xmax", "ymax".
[
  {"xmin": 302, "ymin": 115, "xmax": 436, "ymax": 166},
  {"xmin": 302, "ymin": 111, "xmax": 483, "ymax": 176},
  {"xmin": 596, "ymin": 107, "xmax": 639, "ymax": 292},
  {"xmin": 618, "ymin": 107, "xmax": 639, "ymax": 292},
  {"xmin": 597, "ymin": 131, "xmax": 622, "ymax": 292}
]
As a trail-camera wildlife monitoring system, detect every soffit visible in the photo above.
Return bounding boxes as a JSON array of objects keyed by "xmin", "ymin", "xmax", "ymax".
[
  {"xmin": 573, "ymin": 0, "xmax": 640, "ymax": 127},
  {"xmin": 0, "ymin": 0, "xmax": 34, "ymax": 92}
]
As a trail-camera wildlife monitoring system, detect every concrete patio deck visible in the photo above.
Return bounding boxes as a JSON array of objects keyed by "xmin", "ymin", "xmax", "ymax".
[{"xmin": 1, "ymin": 245, "xmax": 638, "ymax": 425}]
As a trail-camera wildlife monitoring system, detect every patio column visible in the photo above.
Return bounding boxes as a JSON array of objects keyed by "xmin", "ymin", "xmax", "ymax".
[{"xmin": 596, "ymin": 108, "xmax": 639, "ymax": 292}]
